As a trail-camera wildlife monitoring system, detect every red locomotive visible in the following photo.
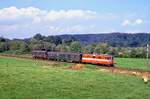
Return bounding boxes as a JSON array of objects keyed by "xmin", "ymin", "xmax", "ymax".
[{"xmin": 82, "ymin": 54, "xmax": 114, "ymax": 66}]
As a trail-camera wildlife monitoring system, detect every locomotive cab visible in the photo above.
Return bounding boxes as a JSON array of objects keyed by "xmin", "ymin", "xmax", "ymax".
[{"xmin": 81, "ymin": 54, "xmax": 114, "ymax": 66}]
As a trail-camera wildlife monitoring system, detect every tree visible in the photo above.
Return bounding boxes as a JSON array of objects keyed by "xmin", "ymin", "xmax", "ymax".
[
  {"xmin": 53, "ymin": 36, "xmax": 62, "ymax": 45},
  {"xmin": 94, "ymin": 44, "xmax": 101, "ymax": 54},
  {"xmin": 62, "ymin": 36, "xmax": 76, "ymax": 46},
  {"xmin": 82, "ymin": 44, "xmax": 94, "ymax": 54},
  {"xmin": 130, "ymin": 49, "xmax": 138, "ymax": 58},
  {"xmin": 43, "ymin": 42, "xmax": 56, "ymax": 51},
  {"xmin": 19, "ymin": 42, "xmax": 30, "ymax": 52},
  {"xmin": 0, "ymin": 37, "xmax": 6, "ymax": 42},
  {"xmin": 107, "ymin": 47, "xmax": 118, "ymax": 56},
  {"xmin": 94, "ymin": 43, "xmax": 109, "ymax": 54},
  {"xmin": 0, "ymin": 42, "xmax": 9, "ymax": 52},
  {"xmin": 8, "ymin": 40, "xmax": 21, "ymax": 51},
  {"xmin": 32, "ymin": 43, "xmax": 44, "ymax": 50},
  {"xmin": 43, "ymin": 36, "xmax": 54, "ymax": 43},
  {"xmin": 70, "ymin": 41, "xmax": 81, "ymax": 52},
  {"xmin": 33, "ymin": 34, "xmax": 44, "ymax": 41},
  {"xmin": 55, "ymin": 44, "xmax": 70, "ymax": 52}
]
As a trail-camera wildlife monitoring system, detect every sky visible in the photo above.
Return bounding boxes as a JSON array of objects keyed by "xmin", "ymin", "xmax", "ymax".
[{"xmin": 0, "ymin": 0, "xmax": 150, "ymax": 39}]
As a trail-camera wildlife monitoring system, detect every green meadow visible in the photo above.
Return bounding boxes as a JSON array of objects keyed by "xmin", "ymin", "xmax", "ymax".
[
  {"xmin": 115, "ymin": 58, "xmax": 150, "ymax": 71},
  {"xmin": 0, "ymin": 56, "xmax": 150, "ymax": 99}
]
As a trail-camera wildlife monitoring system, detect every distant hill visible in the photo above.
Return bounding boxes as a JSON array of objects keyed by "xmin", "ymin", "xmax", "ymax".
[
  {"xmin": 58, "ymin": 33, "xmax": 150, "ymax": 47},
  {"xmin": 2, "ymin": 33, "xmax": 150, "ymax": 47}
]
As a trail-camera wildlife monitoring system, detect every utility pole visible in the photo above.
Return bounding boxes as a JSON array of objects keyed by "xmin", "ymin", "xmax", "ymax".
[
  {"xmin": 143, "ymin": 44, "xmax": 149, "ymax": 83},
  {"xmin": 146, "ymin": 44, "xmax": 149, "ymax": 67}
]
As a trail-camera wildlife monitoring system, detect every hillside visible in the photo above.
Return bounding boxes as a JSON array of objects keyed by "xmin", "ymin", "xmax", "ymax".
[
  {"xmin": 1, "ymin": 33, "xmax": 150, "ymax": 47},
  {"xmin": 59, "ymin": 33, "xmax": 150, "ymax": 47}
]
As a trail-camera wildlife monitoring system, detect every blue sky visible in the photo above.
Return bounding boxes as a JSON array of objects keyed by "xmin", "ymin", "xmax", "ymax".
[{"xmin": 0, "ymin": 0, "xmax": 150, "ymax": 38}]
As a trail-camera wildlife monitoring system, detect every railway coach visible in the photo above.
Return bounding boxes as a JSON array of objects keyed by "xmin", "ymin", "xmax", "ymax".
[
  {"xmin": 32, "ymin": 50, "xmax": 47, "ymax": 59},
  {"xmin": 47, "ymin": 52, "xmax": 82, "ymax": 63}
]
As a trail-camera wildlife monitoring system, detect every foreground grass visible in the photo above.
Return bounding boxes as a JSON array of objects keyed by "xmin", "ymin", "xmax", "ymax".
[
  {"xmin": 0, "ymin": 56, "xmax": 150, "ymax": 99},
  {"xmin": 115, "ymin": 58, "xmax": 150, "ymax": 71}
]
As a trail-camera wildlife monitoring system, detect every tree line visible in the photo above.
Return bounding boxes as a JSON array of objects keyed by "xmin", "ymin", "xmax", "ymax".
[
  {"xmin": 0, "ymin": 33, "xmax": 149, "ymax": 58},
  {"xmin": 59, "ymin": 33, "xmax": 150, "ymax": 47}
]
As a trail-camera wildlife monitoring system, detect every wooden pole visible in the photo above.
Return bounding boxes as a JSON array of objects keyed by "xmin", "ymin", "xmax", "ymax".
[{"xmin": 146, "ymin": 44, "xmax": 149, "ymax": 67}]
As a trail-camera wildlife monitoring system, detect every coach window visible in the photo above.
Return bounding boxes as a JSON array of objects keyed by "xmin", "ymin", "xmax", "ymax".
[{"xmin": 108, "ymin": 57, "xmax": 111, "ymax": 60}]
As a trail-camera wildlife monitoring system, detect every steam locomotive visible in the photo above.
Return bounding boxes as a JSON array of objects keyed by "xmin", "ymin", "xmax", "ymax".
[{"xmin": 32, "ymin": 50, "xmax": 114, "ymax": 67}]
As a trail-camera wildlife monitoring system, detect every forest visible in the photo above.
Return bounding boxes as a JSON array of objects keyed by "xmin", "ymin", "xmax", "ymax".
[{"xmin": 0, "ymin": 33, "xmax": 149, "ymax": 58}]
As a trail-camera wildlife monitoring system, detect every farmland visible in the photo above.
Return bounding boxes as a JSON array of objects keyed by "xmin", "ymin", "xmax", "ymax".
[
  {"xmin": 0, "ymin": 56, "xmax": 150, "ymax": 99},
  {"xmin": 115, "ymin": 58, "xmax": 150, "ymax": 71}
]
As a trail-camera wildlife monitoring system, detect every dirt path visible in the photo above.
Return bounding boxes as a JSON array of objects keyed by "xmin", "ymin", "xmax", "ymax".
[
  {"xmin": 97, "ymin": 66, "xmax": 150, "ymax": 82},
  {"xmin": 0, "ymin": 53, "xmax": 32, "ymax": 59}
]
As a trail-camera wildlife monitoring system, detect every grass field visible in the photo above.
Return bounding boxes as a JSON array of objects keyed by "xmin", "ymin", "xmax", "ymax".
[
  {"xmin": 0, "ymin": 56, "xmax": 150, "ymax": 99},
  {"xmin": 115, "ymin": 58, "xmax": 150, "ymax": 71}
]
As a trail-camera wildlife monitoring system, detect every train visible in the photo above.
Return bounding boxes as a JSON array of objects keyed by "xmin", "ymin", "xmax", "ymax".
[{"xmin": 32, "ymin": 50, "xmax": 114, "ymax": 67}]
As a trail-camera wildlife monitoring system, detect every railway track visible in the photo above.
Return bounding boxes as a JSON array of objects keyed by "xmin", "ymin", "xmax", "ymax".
[{"xmin": 0, "ymin": 54, "xmax": 150, "ymax": 81}]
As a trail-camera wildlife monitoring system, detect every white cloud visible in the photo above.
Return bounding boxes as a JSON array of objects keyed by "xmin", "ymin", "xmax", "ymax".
[
  {"xmin": 0, "ymin": 6, "xmax": 97, "ymax": 22},
  {"xmin": 0, "ymin": 7, "xmax": 41, "ymax": 20},
  {"xmin": 46, "ymin": 10, "xmax": 97, "ymax": 21},
  {"xmin": 122, "ymin": 20, "xmax": 131, "ymax": 26},
  {"xmin": 122, "ymin": 19, "xmax": 144, "ymax": 26},
  {"xmin": 135, "ymin": 19, "xmax": 143, "ymax": 24},
  {"xmin": 0, "ymin": 7, "xmax": 99, "ymax": 38}
]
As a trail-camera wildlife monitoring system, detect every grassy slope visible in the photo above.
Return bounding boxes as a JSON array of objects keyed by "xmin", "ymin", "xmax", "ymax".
[
  {"xmin": 115, "ymin": 58, "xmax": 150, "ymax": 71},
  {"xmin": 0, "ymin": 57, "xmax": 150, "ymax": 99}
]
